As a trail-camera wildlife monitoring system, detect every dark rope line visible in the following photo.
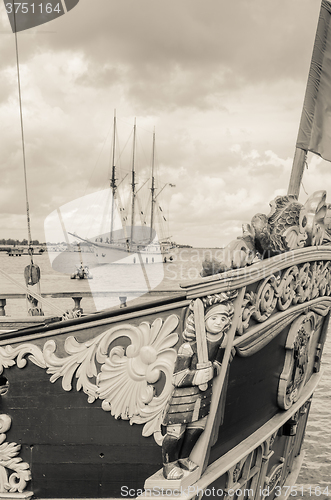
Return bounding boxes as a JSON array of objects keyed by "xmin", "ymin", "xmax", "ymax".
[{"xmin": 12, "ymin": 1, "xmax": 33, "ymax": 259}]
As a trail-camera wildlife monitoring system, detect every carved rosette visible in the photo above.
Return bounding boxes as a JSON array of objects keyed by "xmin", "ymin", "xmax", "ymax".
[
  {"xmin": 0, "ymin": 414, "xmax": 31, "ymax": 494},
  {"xmin": 278, "ymin": 313, "xmax": 314, "ymax": 410}
]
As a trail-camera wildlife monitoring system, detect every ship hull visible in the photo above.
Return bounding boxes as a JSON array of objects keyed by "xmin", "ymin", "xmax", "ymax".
[
  {"xmin": 91, "ymin": 227, "xmax": 175, "ymax": 265},
  {"xmin": 0, "ymin": 246, "xmax": 330, "ymax": 499}
]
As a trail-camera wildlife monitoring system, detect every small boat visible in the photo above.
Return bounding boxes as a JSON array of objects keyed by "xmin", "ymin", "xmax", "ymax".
[
  {"xmin": 70, "ymin": 264, "xmax": 93, "ymax": 280},
  {"xmin": 1, "ymin": 2, "xmax": 331, "ymax": 499}
]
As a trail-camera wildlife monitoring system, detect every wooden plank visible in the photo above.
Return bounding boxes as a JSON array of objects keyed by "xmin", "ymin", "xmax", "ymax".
[
  {"xmin": 0, "ymin": 291, "xmax": 185, "ymax": 299},
  {"xmin": 0, "ymin": 299, "xmax": 190, "ymax": 345},
  {"xmin": 140, "ymin": 371, "xmax": 322, "ymax": 500}
]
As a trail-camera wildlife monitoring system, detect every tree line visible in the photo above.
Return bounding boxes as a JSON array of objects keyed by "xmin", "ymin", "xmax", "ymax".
[{"xmin": 0, "ymin": 238, "xmax": 42, "ymax": 246}]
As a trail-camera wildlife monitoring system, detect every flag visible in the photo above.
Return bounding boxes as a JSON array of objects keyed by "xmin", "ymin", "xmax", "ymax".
[
  {"xmin": 296, "ymin": 0, "xmax": 331, "ymax": 161},
  {"xmin": 5, "ymin": 0, "xmax": 80, "ymax": 33}
]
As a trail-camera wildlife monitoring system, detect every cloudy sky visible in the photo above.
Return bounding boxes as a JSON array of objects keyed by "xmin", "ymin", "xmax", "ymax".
[{"xmin": 0, "ymin": 0, "xmax": 329, "ymax": 248}]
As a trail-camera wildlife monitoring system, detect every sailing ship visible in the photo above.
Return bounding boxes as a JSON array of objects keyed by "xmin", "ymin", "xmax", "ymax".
[
  {"xmin": 1, "ymin": 2, "xmax": 331, "ymax": 499},
  {"xmin": 69, "ymin": 116, "xmax": 176, "ymax": 266}
]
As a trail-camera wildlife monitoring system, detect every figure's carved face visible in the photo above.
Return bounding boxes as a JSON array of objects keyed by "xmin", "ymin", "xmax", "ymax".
[{"xmin": 205, "ymin": 313, "xmax": 230, "ymax": 334}]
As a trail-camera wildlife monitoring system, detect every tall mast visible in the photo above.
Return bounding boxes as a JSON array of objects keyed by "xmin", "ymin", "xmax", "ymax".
[
  {"xmin": 130, "ymin": 118, "xmax": 137, "ymax": 246},
  {"xmin": 287, "ymin": 148, "xmax": 307, "ymax": 197},
  {"xmin": 110, "ymin": 110, "xmax": 117, "ymax": 243},
  {"xmin": 150, "ymin": 129, "xmax": 156, "ymax": 242}
]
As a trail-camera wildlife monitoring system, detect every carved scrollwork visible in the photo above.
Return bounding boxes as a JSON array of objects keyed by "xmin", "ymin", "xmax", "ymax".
[
  {"xmin": 311, "ymin": 261, "xmax": 331, "ymax": 298},
  {"xmin": 277, "ymin": 266, "xmax": 298, "ymax": 311},
  {"xmin": 0, "ymin": 414, "xmax": 31, "ymax": 494},
  {"xmin": 237, "ymin": 291, "xmax": 256, "ymax": 334},
  {"xmin": 252, "ymin": 276, "xmax": 279, "ymax": 322},
  {"xmin": 0, "ymin": 344, "xmax": 46, "ymax": 374},
  {"xmin": 238, "ymin": 260, "xmax": 331, "ymax": 335},
  {"xmin": 278, "ymin": 313, "xmax": 315, "ymax": 410},
  {"xmin": 97, "ymin": 315, "xmax": 179, "ymax": 444},
  {"xmin": 295, "ymin": 263, "xmax": 312, "ymax": 304},
  {"xmin": 201, "ymin": 191, "xmax": 331, "ymax": 277},
  {"xmin": 0, "ymin": 316, "xmax": 179, "ymax": 445}
]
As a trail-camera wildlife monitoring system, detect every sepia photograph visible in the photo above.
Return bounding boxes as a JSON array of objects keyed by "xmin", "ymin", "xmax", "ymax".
[{"xmin": 0, "ymin": 1, "xmax": 330, "ymax": 499}]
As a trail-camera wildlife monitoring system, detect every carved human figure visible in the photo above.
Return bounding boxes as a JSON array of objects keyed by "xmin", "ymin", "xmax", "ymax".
[{"xmin": 162, "ymin": 300, "xmax": 234, "ymax": 480}]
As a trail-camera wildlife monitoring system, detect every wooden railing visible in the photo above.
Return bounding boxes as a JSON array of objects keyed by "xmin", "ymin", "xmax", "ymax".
[{"xmin": 0, "ymin": 290, "xmax": 183, "ymax": 318}]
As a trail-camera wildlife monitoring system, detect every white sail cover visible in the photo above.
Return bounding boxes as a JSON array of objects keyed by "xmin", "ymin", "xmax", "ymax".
[{"xmin": 296, "ymin": 0, "xmax": 331, "ymax": 161}]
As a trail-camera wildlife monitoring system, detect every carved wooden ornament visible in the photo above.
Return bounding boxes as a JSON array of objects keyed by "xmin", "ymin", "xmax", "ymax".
[
  {"xmin": 0, "ymin": 414, "xmax": 31, "ymax": 494},
  {"xmin": 201, "ymin": 191, "xmax": 331, "ymax": 276},
  {"xmin": 237, "ymin": 260, "xmax": 331, "ymax": 337},
  {"xmin": 278, "ymin": 313, "xmax": 315, "ymax": 410},
  {"xmin": 0, "ymin": 315, "xmax": 180, "ymax": 445}
]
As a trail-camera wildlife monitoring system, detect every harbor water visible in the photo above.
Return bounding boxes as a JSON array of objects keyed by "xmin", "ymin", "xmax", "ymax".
[{"xmin": 0, "ymin": 248, "xmax": 330, "ymax": 498}]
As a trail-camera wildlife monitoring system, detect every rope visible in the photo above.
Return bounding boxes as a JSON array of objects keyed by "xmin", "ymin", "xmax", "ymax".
[
  {"xmin": 0, "ymin": 268, "xmax": 66, "ymax": 316},
  {"xmin": 301, "ymin": 181, "xmax": 308, "ymax": 196},
  {"xmin": 12, "ymin": 2, "xmax": 32, "ymax": 259}
]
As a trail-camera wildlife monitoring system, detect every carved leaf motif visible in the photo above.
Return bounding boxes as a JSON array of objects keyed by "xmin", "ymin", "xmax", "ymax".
[
  {"xmin": 97, "ymin": 315, "xmax": 179, "ymax": 444},
  {"xmin": 0, "ymin": 415, "xmax": 31, "ymax": 493},
  {"xmin": 238, "ymin": 260, "xmax": 331, "ymax": 335},
  {"xmin": 266, "ymin": 464, "xmax": 283, "ymax": 492},
  {"xmin": 44, "ymin": 337, "xmax": 99, "ymax": 403},
  {"xmin": 232, "ymin": 463, "xmax": 242, "ymax": 483},
  {"xmin": 0, "ymin": 315, "xmax": 179, "ymax": 444},
  {"xmin": 41, "ymin": 315, "xmax": 179, "ymax": 444},
  {"xmin": 0, "ymin": 441, "xmax": 21, "ymax": 461},
  {"xmin": 0, "ymin": 344, "xmax": 46, "ymax": 374}
]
